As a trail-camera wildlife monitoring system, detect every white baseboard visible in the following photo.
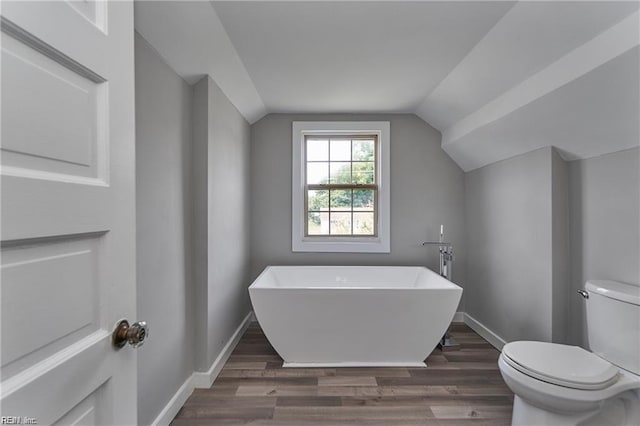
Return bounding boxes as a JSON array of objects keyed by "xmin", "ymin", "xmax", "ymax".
[
  {"xmin": 463, "ymin": 312, "xmax": 507, "ymax": 351},
  {"xmin": 452, "ymin": 311, "xmax": 464, "ymax": 323},
  {"xmin": 152, "ymin": 311, "xmax": 254, "ymax": 426},
  {"xmin": 150, "ymin": 374, "xmax": 195, "ymax": 426},
  {"xmin": 192, "ymin": 311, "xmax": 254, "ymax": 388}
]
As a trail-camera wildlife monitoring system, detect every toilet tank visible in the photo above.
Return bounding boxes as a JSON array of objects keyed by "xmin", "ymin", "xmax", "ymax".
[{"xmin": 585, "ymin": 280, "xmax": 640, "ymax": 375}]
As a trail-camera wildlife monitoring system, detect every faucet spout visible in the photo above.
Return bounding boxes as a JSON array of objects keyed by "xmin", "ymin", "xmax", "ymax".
[{"xmin": 421, "ymin": 241, "xmax": 452, "ymax": 246}]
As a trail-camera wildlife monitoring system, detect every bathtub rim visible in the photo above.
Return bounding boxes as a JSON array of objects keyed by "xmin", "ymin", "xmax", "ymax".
[{"xmin": 249, "ymin": 265, "xmax": 462, "ymax": 291}]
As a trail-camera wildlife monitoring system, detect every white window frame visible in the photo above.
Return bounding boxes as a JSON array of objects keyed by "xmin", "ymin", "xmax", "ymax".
[{"xmin": 292, "ymin": 121, "xmax": 390, "ymax": 253}]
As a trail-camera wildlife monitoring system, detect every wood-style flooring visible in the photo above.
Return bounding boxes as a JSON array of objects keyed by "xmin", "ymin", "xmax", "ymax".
[{"xmin": 171, "ymin": 322, "xmax": 514, "ymax": 425}]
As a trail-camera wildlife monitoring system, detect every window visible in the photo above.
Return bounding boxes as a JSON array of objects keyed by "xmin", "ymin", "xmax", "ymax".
[
  {"xmin": 305, "ymin": 135, "xmax": 377, "ymax": 236},
  {"xmin": 292, "ymin": 121, "xmax": 390, "ymax": 253}
]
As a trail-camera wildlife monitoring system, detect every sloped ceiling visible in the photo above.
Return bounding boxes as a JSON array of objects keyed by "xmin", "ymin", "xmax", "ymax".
[
  {"xmin": 135, "ymin": 1, "xmax": 640, "ymax": 171},
  {"xmin": 212, "ymin": 1, "xmax": 515, "ymax": 114}
]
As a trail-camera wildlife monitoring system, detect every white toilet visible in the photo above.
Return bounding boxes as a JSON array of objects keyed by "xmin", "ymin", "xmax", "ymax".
[{"xmin": 498, "ymin": 280, "xmax": 640, "ymax": 426}]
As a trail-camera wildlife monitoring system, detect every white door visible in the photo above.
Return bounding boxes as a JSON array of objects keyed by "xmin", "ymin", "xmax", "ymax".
[{"xmin": 1, "ymin": 1, "xmax": 138, "ymax": 424}]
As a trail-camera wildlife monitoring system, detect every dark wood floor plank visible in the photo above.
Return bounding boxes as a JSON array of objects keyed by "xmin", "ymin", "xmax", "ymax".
[
  {"xmin": 276, "ymin": 396, "xmax": 342, "ymax": 407},
  {"xmin": 337, "ymin": 367, "xmax": 411, "ymax": 377},
  {"xmin": 182, "ymin": 396, "xmax": 276, "ymax": 409},
  {"xmin": 317, "ymin": 376, "xmax": 378, "ymax": 387},
  {"xmin": 235, "ymin": 385, "xmax": 321, "ymax": 397},
  {"xmin": 431, "ymin": 404, "xmax": 513, "ymax": 420},
  {"xmin": 272, "ymin": 405, "xmax": 435, "ymax": 421},
  {"xmin": 376, "ymin": 374, "xmax": 504, "ymax": 387},
  {"xmin": 220, "ymin": 368, "xmax": 336, "ymax": 378},
  {"xmin": 171, "ymin": 322, "xmax": 513, "ymax": 425},
  {"xmin": 420, "ymin": 362, "xmax": 500, "ymax": 370},
  {"xmin": 408, "ymin": 368, "xmax": 502, "ymax": 377},
  {"xmin": 340, "ymin": 395, "xmax": 513, "ymax": 407},
  {"xmin": 226, "ymin": 354, "xmax": 283, "ymax": 363},
  {"xmin": 317, "ymin": 385, "xmax": 462, "ymax": 397},
  {"xmin": 224, "ymin": 361, "xmax": 267, "ymax": 370},
  {"xmin": 215, "ymin": 376, "xmax": 319, "ymax": 386},
  {"xmin": 175, "ymin": 406, "xmax": 274, "ymax": 420},
  {"xmin": 196, "ymin": 385, "xmax": 238, "ymax": 396}
]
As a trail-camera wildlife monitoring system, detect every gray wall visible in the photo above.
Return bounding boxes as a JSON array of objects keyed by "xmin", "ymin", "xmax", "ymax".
[
  {"xmin": 192, "ymin": 76, "xmax": 252, "ymax": 370},
  {"xmin": 568, "ymin": 147, "xmax": 640, "ymax": 346},
  {"xmin": 136, "ymin": 35, "xmax": 251, "ymax": 423},
  {"xmin": 551, "ymin": 149, "xmax": 570, "ymax": 343},
  {"xmin": 250, "ymin": 114, "xmax": 467, "ymax": 308},
  {"xmin": 135, "ymin": 34, "xmax": 194, "ymax": 426},
  {"xmin": 465, "ymin": 147, "xmax": 560, "ymax": 343},
  {"xmin": 192, "ymin": 77, "xmax": 210, "ymax": 371}
]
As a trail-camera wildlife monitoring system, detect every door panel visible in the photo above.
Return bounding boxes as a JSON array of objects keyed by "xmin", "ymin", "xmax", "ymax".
[
  {"xmin": 1, "ymin": 31, "xmax": 107, "ymax": 182},
  {"xmin": 53, "ymin": 384, "xmax": 105, "ymax": 426},
  {"xmin": 2, "ymin": 336, "xmax": 113, "ymax": 424},
  {"xmin": 1, "ymin": 1, "xmax": 136, "ymax": 424},
  {"xmin": 1, "ymin": 236, "xmax": 103, "ymax": 377}
]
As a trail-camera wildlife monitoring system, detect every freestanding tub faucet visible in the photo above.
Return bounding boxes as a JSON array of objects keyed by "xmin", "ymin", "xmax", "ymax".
[
  {"xmin": 421, "ymin": 242, "xmax": 454, "ymax": 280},
  {"xmin": 422, "ymin": 225, "xmax": 460, "ymax": 350}
]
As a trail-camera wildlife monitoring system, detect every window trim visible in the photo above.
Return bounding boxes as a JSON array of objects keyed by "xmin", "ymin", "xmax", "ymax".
[{"xmin": 292, "ymin": 121, "xmax": 390, "ymax": 253}]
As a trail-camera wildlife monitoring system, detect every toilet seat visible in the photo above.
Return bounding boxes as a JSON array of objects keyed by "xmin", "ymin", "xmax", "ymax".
[{"xmin": 502, "ymin": 341, "xmax": 619, "ymax": 390}]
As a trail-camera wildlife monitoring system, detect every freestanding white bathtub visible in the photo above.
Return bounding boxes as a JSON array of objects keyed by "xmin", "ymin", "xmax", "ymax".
[{"xmin": 249, "ymin": 266, "xmax": 462, "ymax": 367}]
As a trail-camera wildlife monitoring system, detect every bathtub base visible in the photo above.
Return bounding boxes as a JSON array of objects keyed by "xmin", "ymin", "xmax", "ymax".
[{"xmin": 282, "ymin": 361, "xmax": 427, "ymax": 368}]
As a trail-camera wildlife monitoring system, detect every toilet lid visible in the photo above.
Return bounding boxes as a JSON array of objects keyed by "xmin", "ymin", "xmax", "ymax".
[{"xmin": 502, "ymin": 341, "xmax": 619, "ymax": 390}]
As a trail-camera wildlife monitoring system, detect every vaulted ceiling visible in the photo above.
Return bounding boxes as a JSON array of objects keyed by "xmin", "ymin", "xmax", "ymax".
[{"xmin": 135, "ymin": 1, "xmax": 639, "ymax": 171}]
